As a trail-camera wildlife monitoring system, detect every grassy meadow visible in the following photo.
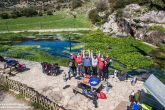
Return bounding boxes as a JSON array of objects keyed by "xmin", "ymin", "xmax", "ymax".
[{"xmin": 0, "ymin": 11, "xmax": 92, "ymax": 31}]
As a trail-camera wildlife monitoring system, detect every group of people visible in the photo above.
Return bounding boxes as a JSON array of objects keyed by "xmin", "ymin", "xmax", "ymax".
[{"xmin": 67, "ymin": 50, "xmax": 112, "ymax": 81}]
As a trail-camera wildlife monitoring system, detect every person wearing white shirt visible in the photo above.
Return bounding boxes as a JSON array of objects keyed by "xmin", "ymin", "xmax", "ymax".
[{"xmin": 91, "ymin": 50, "xmax": 98, "ymax": 76}]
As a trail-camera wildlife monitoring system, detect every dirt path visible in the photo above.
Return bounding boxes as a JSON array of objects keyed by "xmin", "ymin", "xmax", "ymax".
[
  {"xmin": 8, "ymin": 59, "xmax": 143, "ymax": 110},
  {"xmin": 0, "ymin": 91, "xmax": 33, "ymax": 110},
  {"xmin": 0, "ymin": 28, "xmax": 95, "ymax": 33}
]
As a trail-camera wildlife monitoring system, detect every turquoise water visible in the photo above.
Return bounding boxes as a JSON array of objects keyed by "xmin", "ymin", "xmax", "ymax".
[{"xmin": 16, "ymin": 40, "xmax": 82, "ymax": 58}]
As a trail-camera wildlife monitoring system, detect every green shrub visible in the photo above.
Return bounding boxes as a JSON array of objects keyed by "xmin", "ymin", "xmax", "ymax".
[
  {"xmin": 22, "ymin": 8, "xmax": 38, "ymax": 17},
  {"xmin": 71, "ymin": 0, "xmax": 83, "ymax": 9},
  {"xmin": 96, "ymin": 0, "xmax": 109, "ymax": 12},
  {"xmin": 148, "ymin": 26, "xmax": 165, "ymax": 32},
  {"xmin": 47, "ymin": 11, "xmax": 53, "ymax": 15},
  {"xmin": 10, "ymin": 10, "xmax": 23, "ymax": 18},
  {"xmin": 88, "ymin": 9, "xmax": 101, "ymax": 24},
  {"xmin": 0, "ymin": 13, "xmax": 10, "ymax": 19},
  {"xmin": 38, "ymin": 12, "xmax": 43, "ymax": 16},
  {"xmin": 109, "ymin": 0, "xmax": 150, "ymax": 12},
  {"xmin": 115, "ymin": 9, "xmax": 123, "ymax": 19}
]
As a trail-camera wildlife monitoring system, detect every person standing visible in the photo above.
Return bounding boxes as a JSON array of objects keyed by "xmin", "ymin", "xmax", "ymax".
[
  {"xmin": 91, "ymin": 50, "xmax": 98, "ymax": 76},
  {"xmin": 68, "ymin": 54, "xmax": 76, "ymax": 80},
  {"xmin": 131, "ymin": 76, "xmax": 137, "ymax": 86},
  {"xmin": 98, "ymin": 52, "xmax": 108, "ymax": 80},
  {"xmin": 73, "ymin": 52, "xmax": 83, "ymax": 76},
  {"xmin": 129, "ymin": 90, "xmax": 135, "ymax": 103},
  {"xmin": 83, "ymin": 50, "xmax": 91, "ymax": 75},
  {"xmin": 102, "ymin": 60, "xmax": 110, "ymax": 81}
]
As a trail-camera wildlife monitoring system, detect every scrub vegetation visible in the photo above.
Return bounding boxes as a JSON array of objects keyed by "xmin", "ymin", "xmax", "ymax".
[{"xmin": 81, "ymin": 30, "xmax": 155, "ymax": 72}]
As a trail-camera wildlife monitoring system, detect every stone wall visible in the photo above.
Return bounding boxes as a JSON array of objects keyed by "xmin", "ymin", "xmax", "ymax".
[{"xmin": 0, "ymin": 75, "xmax": 65, "ymax": 110}]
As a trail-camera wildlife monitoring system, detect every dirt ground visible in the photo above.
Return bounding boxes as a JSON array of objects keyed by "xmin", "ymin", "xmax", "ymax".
[
  {"xmin": 7, "ymin": 59, "xmax": 143, "ymax": 110},
  {"xmin": 0, "ymin": 90, "xmax": 33, "ymax": 110}
]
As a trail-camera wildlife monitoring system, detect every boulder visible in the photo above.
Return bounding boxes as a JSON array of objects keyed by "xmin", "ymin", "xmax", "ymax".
[
  {"xmin": 102, "ymin": 13, "xmax": 132, "ymax": 37},
  {"xmin": 124, "ymin": 4, "xmax": 141, "ymax": 11},
  {"xmin": 145, "ymin": 32, "xmax": 165, "ymax": 45},
  {"xmin": 122, "ymin": 4, "xmax": 141, "ymax": 18}
]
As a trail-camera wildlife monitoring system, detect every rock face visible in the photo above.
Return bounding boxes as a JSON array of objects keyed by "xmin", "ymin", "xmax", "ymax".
[
  {"xmin": 139, "ymin": 11, "xmax": 165, "ymax": 23},
  {"xmin": 102, "ymin": 4, "xmax": 143, "ymax": 37},
  {"xmin": 145, "ymin": 32, "xmax": 165, "ymax": 45},
  {"xmin": 103, "ymin": 13, "xmax": 132, "ymax": 37},
  {"xmin": 0, "ymin": 0, "xmax": 71, "ymax": 11},
  {"xmin": 102, "ymin": 4, "xmax": 165, "ymax": 45}
]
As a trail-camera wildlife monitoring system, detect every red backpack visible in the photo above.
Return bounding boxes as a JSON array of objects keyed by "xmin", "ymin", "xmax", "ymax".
[{"xmin": 98, "ymin": 92, "xmax": 107, "ymax": 99}]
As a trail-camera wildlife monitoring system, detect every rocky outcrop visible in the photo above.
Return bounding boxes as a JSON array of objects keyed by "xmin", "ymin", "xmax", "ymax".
[
  {"xmin": 102, "ymin": 4, "xmax": 144, "ymax": 37},
  {"xmin": 139, "ymin": 11, "xmax": 165, "ymax": 23},
  {"xmin": 102, "ymin": 13, "xmax": 132, "ymax": 37},
  {"xmin": 145, "ymin": 32, "xmax": 165, "ymax": 45},
  {"xmin": 102, "ymin": 4, "xmax": 165, "ymax": 45},
  {"xmin": 0, "ymin": 0, "xmax": 71, "ymax": 10}
]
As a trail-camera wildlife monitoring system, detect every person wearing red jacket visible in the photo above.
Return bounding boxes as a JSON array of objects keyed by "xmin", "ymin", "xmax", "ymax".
[{"xmin": 72, "ymin": 51, "xmax": 83, "ymax": 76}]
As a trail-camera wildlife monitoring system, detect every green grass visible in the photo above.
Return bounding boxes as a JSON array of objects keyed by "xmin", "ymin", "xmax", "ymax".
[
  {"xmin": 66, "ymin": 44, "xmax": 84, "ymax": 50},
  {"xmin": 0, "ymin": 11, "xmax": 92, "ymax": 31},
  {"xmin": 147, "ymin": 25, "xmax": 165, "ymax": 32},
  {"xmin": 0, "ymin": 45, "xmax": 68, "ymax": 66}
]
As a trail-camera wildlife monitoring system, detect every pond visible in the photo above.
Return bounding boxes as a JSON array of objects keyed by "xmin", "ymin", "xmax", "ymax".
[{"xmin": 16, "ymin": 40, "xmax": 82, "ymax": 58}]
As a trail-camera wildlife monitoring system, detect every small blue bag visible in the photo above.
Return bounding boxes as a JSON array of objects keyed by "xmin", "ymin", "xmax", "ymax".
[{"xmin": 89, "ymin": 77, "xmax": 100, "ymax": 86}]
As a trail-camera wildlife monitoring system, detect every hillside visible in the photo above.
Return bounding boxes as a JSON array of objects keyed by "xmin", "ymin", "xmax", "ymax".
[{"xmin": 0, "ymin": 0, "xmax": 94, "ymax": 12}]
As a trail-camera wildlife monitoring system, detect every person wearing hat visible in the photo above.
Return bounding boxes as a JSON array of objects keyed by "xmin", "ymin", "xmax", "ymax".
[
  {"xmin": 73, "ymin": 51, "xmax": 83, "ymax": 76},
  {"xmin": 91, "ymin": 50, "xmax": 98, "ymax": 76},
  {"xmin": 83, "ymin": 50, "xmax": 91, "ymax": 75}
]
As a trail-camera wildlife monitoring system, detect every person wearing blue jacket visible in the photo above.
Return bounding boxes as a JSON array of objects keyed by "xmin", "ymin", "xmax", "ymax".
[{"xmin": 83, "ymin": 50, "xmax": 91, "ymax": 75}]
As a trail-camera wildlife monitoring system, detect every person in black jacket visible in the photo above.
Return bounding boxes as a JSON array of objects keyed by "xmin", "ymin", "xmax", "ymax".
[
  {"xmin": 67, "ymin": 54, "xmax": 77, "ymax": 80},
  {"xmin": 0, "ymin": 56, "xmax": 6, "ymax": 62},
  {"xmin": 102, "ymin": 60, "xmax": 110, "ymax": 81}
]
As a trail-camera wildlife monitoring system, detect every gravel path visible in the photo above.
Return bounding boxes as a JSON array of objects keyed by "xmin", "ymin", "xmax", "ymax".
[
  {"xmin": 9, "ymin": 59, "xmax": 143, "ymax": 110},
  {"xmin": 0, "ymin": 28, "xmax": 95, "ymax": 33}
]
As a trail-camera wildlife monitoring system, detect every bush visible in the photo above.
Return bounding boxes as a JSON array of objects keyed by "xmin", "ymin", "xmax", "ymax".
[
  {"xmin": 10, "ymin": 13, "xmax": 18, "ymax": 19},
  {"xmin": 10, "ymin": 10, "xmax": 22, "ymax": 18},
  {"xmin": 109, "ymin": 0, "xmax": 150, "ymax": 12},
  {"xmin": 115, "ymin": 9, "xmax": 123, "ymax": 19},
  {"xmin": 96, "ymin": 0, "xmax": 109, "ymax": 12},
  {"xmin": 71, "ymin": 0, "xmax": 83, "ymax": 9},
  {"xmin": 0, "ymin": 13, "xmax": 10, "ymax": 19},
  {"xmin": 22, "ymin": 8, "xmax": 38, "ymax": 17},
  {"xmin": 148, "ymin": 26, "xmax": 165, "ymax": 32},
  {"xmin": 38, "ymin": 12, "xmax": 43, "ymax": 16},
  {"xmin": 47, "ymin": 11, "xmax": 53, "ymax": 15},
  {"xmin": 88, "ymin": 9, "xmax": 101, "ymax": 24}
]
